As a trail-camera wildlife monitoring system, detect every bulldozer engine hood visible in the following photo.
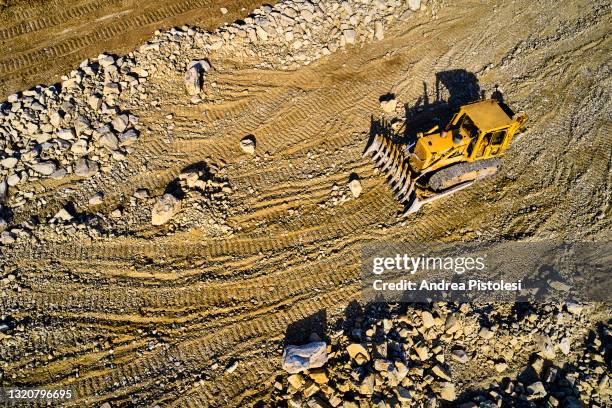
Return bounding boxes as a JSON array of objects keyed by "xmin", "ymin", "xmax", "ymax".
[{"xmin": 409, "ymin": 130, "xmax": 464, "ymax": 172}]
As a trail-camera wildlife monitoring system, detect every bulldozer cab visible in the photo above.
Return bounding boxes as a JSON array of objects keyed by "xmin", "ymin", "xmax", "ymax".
[{"xmin": 447, "ymin": 99, "xmax": 523, "ymax": 160}]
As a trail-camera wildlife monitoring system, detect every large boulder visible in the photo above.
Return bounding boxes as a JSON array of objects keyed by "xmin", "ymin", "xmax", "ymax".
[{"xmin": 282, "ymin": 342, "xmax": 328, "ymax": 374}]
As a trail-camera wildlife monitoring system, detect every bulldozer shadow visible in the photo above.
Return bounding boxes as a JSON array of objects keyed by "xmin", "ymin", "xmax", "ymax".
[
  {"xmin": 402, "ymin": 69, "xmax": 486, "ymax": 141},
  {"xmin": 365, "ymin": 69, "xmax": 491, "ymax": 156}
]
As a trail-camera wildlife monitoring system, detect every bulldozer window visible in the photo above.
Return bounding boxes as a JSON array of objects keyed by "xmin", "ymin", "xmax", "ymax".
[
  {"xmin": 476, "ymin": 133, "xmax": 491, "ymax": 158},
  {"xmin": 491, "ymin": 130, "xmax": 506, "ymax": 145},
  {"xmin": 460, "ymin": 115, "xmax": 479, "ymax": 138}
]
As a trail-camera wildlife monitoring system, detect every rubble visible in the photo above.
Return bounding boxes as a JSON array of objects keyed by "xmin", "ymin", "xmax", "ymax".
[{"xmin": 271, "ymin": 302, "xmax": 610, "ymax": 407}]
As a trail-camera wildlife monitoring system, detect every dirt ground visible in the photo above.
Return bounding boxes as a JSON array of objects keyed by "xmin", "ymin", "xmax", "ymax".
[
  {"xmin": 0, "ymin": 0, "xmax": 610, "ymax": 407},
  {"xmin": 0, "ymin": 0, "xmax": 271, "ymax": 99}
]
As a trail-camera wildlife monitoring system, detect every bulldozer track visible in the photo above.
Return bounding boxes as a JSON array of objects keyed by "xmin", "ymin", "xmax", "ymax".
[{"xmin": 0, "ymin": 0, "xmax": 123, "ymax": 41}]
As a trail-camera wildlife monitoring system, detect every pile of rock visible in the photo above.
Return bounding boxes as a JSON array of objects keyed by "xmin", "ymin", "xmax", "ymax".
[
  {"xmin": 132, "ymin": 0, "xmax": 427, "ymax": 88},
  {"xmin": 0, "ymin": 53, "xmax": 144, "ymax": 189},
  {"xmin": 272, "ymin": 301, "xmax": 608, "ymax": 407},
  {"xmin": 0, "ymin": 52, "xmax": 150, "ymax": 244}
]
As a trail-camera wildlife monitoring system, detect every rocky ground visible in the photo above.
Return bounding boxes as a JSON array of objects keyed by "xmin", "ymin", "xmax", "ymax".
[
  {"xmin": 0, "ymin": 0, "xmax": 610, "ymax": 407},
  {"xmin": 274, "ymin": 302, "xmax": 610, "ymax": 407}
]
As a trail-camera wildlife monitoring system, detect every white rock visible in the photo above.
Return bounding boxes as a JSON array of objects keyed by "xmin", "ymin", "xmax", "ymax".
[
  {"xmin": 380, "ymin": 98, "xmax": 398, "ymax": 113},
  {"xmin": 374, "ymin": 21, "xmax": 384, "ymax": 40},
  {"xmin": 32, "ymin": 161, "xmax": 57, "ymax": 176},
  {"xmin": 439, "ymin": 382, "xmax": 456, "ymax": 401},
  {"xmin": 54, "ymin": 207, "xmax": 73, "ymax": 221},
  {"xmin": 1, "ymin": 157, "xmax": 18, "ymax": 169},
  {"xmin": 111, "ymin": 115, "xmax": 129, "ymax": 133},
  {"xmin": 220, "ymin": 7, "xmax": 228, "ymax": 14},
  {"xmin": 89, "ymin": 192, "xmax": 104, "ymax": 205},
  {"xmin": 240, "ymin": 135, "xmax": 256, "ymax": 154},
  {"xmin": 100, "ymin": 133, "xmax": 119, "ymax": 150},
  {"xmin": 118, "ymin": 129, "xmax": 138, "ymax": 146},
  {"xmin": 343, "ymin": 29, "xmax": 356, "ymax": 44},
  {"xmin": 408, "ymin": 0, "xmax": 422, "ymax": 12},
  {"xmin": 88, "ymin": 95, "xmax": 102, "ymax": 111},
  {"xmin": 421, "ymin": 311, "xmax": 435, "ymax": 328},
  {"xmin": 0, "ymin": 231, "xmax": 16, "ymax": 244},
  {"xmin": 282, "ymin": 342, "xmax": 328, "ymax": 374},
  {"xmin": 0, "ymin": 179, "xmax": 6, "ymax": 201},
  {"xmin": 349, "ymin": 179, "xmax": 362, "ymax": 198},
  {"xmin": 7, "ymin": 174, "xmax": 20, "ymax": 187},
  {"xmin": 151, "ymin": 194, "xmax": 181, "ymax": 226},
  {"xmin": 74, "ymin": 158, "xmax": 99, "ymax": 177},
  {"xmin": 57, "ymin": 128, "xmax": 75, "ymax": 140},
  {"xmin": 184, "ymin": 67, "xmax": 202, "ymax": 96}
]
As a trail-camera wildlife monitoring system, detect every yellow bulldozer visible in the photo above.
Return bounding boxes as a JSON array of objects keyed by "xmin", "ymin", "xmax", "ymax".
[{"xmin": 364, "ymin": 99, "xmax": 527, "ymax": 214}]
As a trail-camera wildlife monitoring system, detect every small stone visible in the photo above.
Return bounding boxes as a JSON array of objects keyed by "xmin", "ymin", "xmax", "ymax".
[
  {"xmin": 100, "ymin": 133, "xmax": 119, "ymax": 150},
  {"xmin": 134, "ymin": 189, "xmax": 149, "ymax": 199},
  {"xmin": 439, "ymin": 382, "xmax": 456, "ymax": 401},
  {"xmin": 348, "ymin": 178, "xmax": 362, "ymax": 198},
  {"xmin": 118, "ymin": 129, "xmax": 139, "ymax": 146},
  {"xmin": 432, "ymin": 365, "xmax": 452, "ymax": 381},
  {"xmin": 478, "ymin": 327, "xmax": 495, "ymax": 339},
  {"xmin": 557, "ymin": 337, "xmax": 571, "ymax": 355},
  {"xmin": 494, "ymin": 362, "xmax": 508, "ymax": 373},
  {"xmin": 374, "ymin": 21, "xmax": 384, "ymax": 40},
  {"xmin": 151, "ymin": 194, "xmax": 181, "ymax": 226},
  {"xmin": 7, "ymin": 174, "xmax": 20, "ymax": 187},
  {"xmin": 74, "ymin": 158, "xmax": 99, "ymax": 177},
  {"xmin": 287, "ymin": 373, "xmax": 305, "ymax": 390},
  {"xmin": 240, "ymin": 135, "xmax": 256, "ymax": 154},
  {"xmin": 97, "ymin": 53, "xmax": 115, "ymax": 67},
  {"xmin": 343, "ymin": 29, "xmax": 356, "ymax": 45},
  {"xmin": 408, "ymin": 0, "xmax": 422, "ymax": 12},
  {"xmin": 54, "ymin": 207, "xmax": 73, "ymax": 221},
  {"xmin": 184, "ymin": 66, "xmax": 202, "ymax": 96},
  {"xmin": 445, "ymin": 314, "xmax": 461, "ymax": 333},
  {"xmin": 358, "ymin": 374, "xmax": 375, "ymax": 395},
  {"xmin": 414, "ymin": 344, "xmax": 430, "ymax": 361},
  {"xmin": 566, "ymin": 301, "xmax": 583, "ymax": 314},
  {"xmin": 89, "ymin": 192, "xmax": 104, "ymax": 205},
  {"xmin": 50, "ymin": 168, "xmax": 67, "ymax": 179},
  {"xmin": 32, "ymin": 161, "xmax": 57, "ymax": 176},
  {"xmin": 380, "ymin": 97, "xmax": 398, "ymax": 113},
  {"xmin": 308, "ymin": 368, "xmax": 328, "ymax": 384},
  {"xmin": 421, "ymin": 311, "xmax": 435, "ymax": 328},
  {"xmin": 220, "ymin": 7, "xmax": 228, "ymax": 14},
  {"xmin": 1, "ymin": 157, "xmax": 18, "ymax": 169},
  {"xmin": 111, "ymin": 114, "xmax": 129, "ymax": 133},
  {"xmin": 282, "ymin": 342, "xmax": 328, "ymax": 374},
  {"xmin": 225, "ymin": 361, "xmax": 238, "ymax": 373},
  {"xmin": 0, "ymin": 230, "xmax": 16, "ymax": 244},
  {"xmin": 397, "ymin": 386, "xmax": 412, "ymax": 401},
  {"xmin": 450, "ymin": 349, "xmax": 468, "ymax": 364},
  {"xmin": 88, "ymin": 95, "xmax": 102, "ymax": 111},
  {"xmin": 347, "ymin": 343, "xmax": 370, "ymax": 364},
  {"xmin": 0, "ymin": 179, "xmax": 7, "ymax": 201},
  {"xmin": 103, "ymin": 82, "xmax": 120, "ymax": 95},
  {"xmin": 527, "ymin": 381, "xmax": 547, "ymax": 399}
]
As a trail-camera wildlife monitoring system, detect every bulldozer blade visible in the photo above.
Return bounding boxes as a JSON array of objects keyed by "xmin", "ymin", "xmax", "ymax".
[
  {"xmin": 364, "ymin": 133, "xmax": 418, "ymax": 205},
  {"xmin": 363, "ymin": 136, "xmax": 382, "ymax": 157},
  {"xmin": 402, "ymin": 181, "xmax": 474, "ymax": 216}
]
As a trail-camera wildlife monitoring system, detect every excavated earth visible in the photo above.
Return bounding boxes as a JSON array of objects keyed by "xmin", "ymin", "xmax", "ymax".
[{"xmin": 0, "ymin": 0, "xmax": 610, "ymax": 407}]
